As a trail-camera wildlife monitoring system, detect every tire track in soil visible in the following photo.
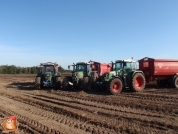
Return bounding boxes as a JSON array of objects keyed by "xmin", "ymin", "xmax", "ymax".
[
  {"xmin": 123, "ymin": 90, "xmax": 178, "ymax": 103},
  {"xmin": 22, "ymin": 91, "xmax": 178, "ymax": 118},
  {"xmin": 20, "ymin": 91, "xmax": 178, "ymax": 133},
  {"xmin": 0, "ymin": 96, "xmax": 91, "ymax": 134},
  {"xmin": 39, "ymin": 90, "xmax": 178, "ymax": 117},
  {"xmin": 1, "ymin": 75, "xmax": 178, "ymax": 134},
  {"xmin": 45, "ymin": 89, "xmax": 178, "ymax": 104},
  {"xmin": 0, "ymin": 90, "xmax": 177, "ymax": 134},
  {"xmin": 0, "ymin": 107, "xmax": 41, "ymax": 134},
  {"xmin": 0, "ymin": 93, "xmax": 121, "ymax": 134}
]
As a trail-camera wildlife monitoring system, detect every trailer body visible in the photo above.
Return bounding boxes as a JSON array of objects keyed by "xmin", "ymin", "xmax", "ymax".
[
  {"xmin": 138, "ymin": 57, "xmax": 178, "ymax": 87},
  {"xmin": 91, "ymin": 62, "xmax": 112, "ymax": 76}
]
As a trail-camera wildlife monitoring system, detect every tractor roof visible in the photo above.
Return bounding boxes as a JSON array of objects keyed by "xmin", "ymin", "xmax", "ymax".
[
  {"xmin": 115, "ymin": 59, "xmax": 136, "ymax": 63},
  {"xmin": 76, "ymin": 62, "xmax": 90, "ymax": 65},
  {"xmin": 40, "ymin": 62, "xmax": 58, "ymax": 66}
]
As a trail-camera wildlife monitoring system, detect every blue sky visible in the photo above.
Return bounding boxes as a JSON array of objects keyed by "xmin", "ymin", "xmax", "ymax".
[{"xmin": 0, "ymin": 0, "xmax": 178, "ymax": 69}]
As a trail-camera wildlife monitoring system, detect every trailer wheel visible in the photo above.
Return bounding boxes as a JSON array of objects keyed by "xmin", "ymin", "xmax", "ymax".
[
  {"xmin": 55, "ymin": 76, "xmax": 61, "ymax": 89},
  {"xmin": 131, "ymin": 73, "xmax": 145, "ymax": 92},
  {"xmin": 107, "ymin": 78, "xmax": 123, "ymax": 95},
  {"xmin": 172, "ymin": 77, "xmax": 178, "ymax": 89},
  {"xmin": 35, "ymin": 77, "xmax": 41, "ymax": 89}
]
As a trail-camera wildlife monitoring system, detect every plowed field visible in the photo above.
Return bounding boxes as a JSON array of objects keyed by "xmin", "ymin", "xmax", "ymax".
[{"xmin": 0, "ymin": 74, "xmax": 178, "ymax": 134}]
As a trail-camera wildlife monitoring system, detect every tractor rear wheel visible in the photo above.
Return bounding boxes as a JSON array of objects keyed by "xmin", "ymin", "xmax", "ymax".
[
  {"xmin": 107, "ymin": 78, "xmax": 123, "ymax": 95},
  {"xmin": 35, "ymin": 77, "xmax": 41, "ymax": 89},
  {"xmin": 130, "ymin": 73, "xmax": 145, "ymax": 92},
  {"xmin": 81, "ymin": 77, "xmax": 90, "ymax": 91},
  {"xmin": 91, "ymin": 72, "xmax": 98, "ymax": 82},
  {"xmin": 91, "ymin": 72, "xmax": 98, "ymax": 90},
  {"xmin": 55, "ymin": 76, "xmax": 61, "ymax": 89}
]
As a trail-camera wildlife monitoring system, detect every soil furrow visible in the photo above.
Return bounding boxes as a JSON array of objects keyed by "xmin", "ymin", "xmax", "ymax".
[
  {"xmin": 1, "ymin": 75, "xmax": 178, "ymax": 134},
  {"xmin": 0, "ymin": 90, "xmax": 177, "ymax": 132}
]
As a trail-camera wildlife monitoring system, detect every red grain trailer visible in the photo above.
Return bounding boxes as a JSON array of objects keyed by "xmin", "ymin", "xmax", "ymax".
[
  {"xmin": 90, "ymin": 61, "xmax": 112, "ymax": 76},
  {"xmin": 138, "ymin": 57, "xmax": 178, "ymax": 88}
]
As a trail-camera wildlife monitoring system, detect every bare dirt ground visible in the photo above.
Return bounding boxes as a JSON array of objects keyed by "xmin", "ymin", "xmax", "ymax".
[{"xmin": 0, "ymin": 74, "xmax": 178, "ymax": 134}]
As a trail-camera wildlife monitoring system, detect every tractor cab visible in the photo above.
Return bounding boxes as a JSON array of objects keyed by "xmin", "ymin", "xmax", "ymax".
[
  {"xmin": 41, "ymin": 65, "xmax": 55, "ymax": 75},
  {"xmin": 39, "ymin": 62, "xmax": 58, "ymax": 76},
  {"xmin": 75, "ymin": 62, "xmax": 91, "ymax": 72},
  {"xmin": 113, "ymin": 59, "xmax": 137, "ymax": 73},
  {"xmin": 68, "ymin": 62, "xmax": 90, "ymax": 80},
  {"xmin": 103, "ymin": 59, "xmax": 136, "ymax": 82},
  {"xmin": 35, "ymin": 62, "xmax": 61, "ymax": 88}
]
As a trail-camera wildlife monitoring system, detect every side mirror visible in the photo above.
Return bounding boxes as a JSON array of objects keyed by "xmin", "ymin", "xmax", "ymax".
[
  {"xmin": 68, "ymin": 66, "xmax": 70, "ymax": 69},
  {"xmin": 123, "ymin": 62, "xmax": 126, "ymax": 66}
]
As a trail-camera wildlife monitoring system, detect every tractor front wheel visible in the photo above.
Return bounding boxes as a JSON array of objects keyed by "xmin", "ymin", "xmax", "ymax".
[
  {"xmin": 35, "ymin": 77, "xmax": 41, "ymax": 89},
  {"xmin": 81, "ymin": 77, "xmax": 90, "ymax": 91},
  {"xmin": 107, "ymin": 78, "xmax": 123, "ymax": 95},
  {"xmin": 55, "ymin": 76, "xmax": 61, "ymax": 89},
  {"xmin": 62, "ymin": 76, "xmax": 72, "ymax": 90},
  {"xmin": 130, "ymin": 73, "xmax": 145, "ymax": 92}
]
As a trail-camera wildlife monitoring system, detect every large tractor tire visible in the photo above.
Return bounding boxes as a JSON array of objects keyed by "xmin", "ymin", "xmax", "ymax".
[
  {"xmin": 91, "ymin": 72, "xmax": 99, "ymax": 90},
  {"xmin": 107, "ymin": 78, "xmax": 123, "ymax": 95},
  {"xmin": 91, "ymin": 72, "xmax": 98, "ymax": 82},
  {"xmin": 170, "ymin": 76, "xmax": 178, "ymax": 89},
  {"xmin": 35, "ymin": 77, "xmax": 41, "ymax": 89},
  {"xmin": 62, "ymin": 76, "xmax": 72, "ymax": 90},
  {"xmin": 130, "ymin": 73, "xmax": 145, "ymax": 92},
  {"xmin": 81, "ymin": 77, "xmax": 90, "ymax": 91},
  {"xmin": 55, "ymin": 76, "xmax": 61, "ymax": 89}
]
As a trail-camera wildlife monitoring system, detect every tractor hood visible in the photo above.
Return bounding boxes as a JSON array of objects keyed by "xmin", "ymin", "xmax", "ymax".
[
  {"xmin": 73, "ymin": 71, "xmax": 84, "ymax": 79},
  {"xmin": 104, "ymin": 70, "xmax": 122, "ymax": 81},
  {"xmin": 104, "ymin": 71, "xmax": 116, "ymax": 80}
]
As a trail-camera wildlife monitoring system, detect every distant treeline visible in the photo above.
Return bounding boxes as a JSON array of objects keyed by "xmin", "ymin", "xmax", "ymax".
[{"xmin": 0, "ymin": 65, "xmax": 71, "ymax": 74}]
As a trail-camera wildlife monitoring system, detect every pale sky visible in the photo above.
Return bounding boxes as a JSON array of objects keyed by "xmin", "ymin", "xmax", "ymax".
[{"xmin": 1, "ymin": 0, "xmax": 178, "ymax": 69}]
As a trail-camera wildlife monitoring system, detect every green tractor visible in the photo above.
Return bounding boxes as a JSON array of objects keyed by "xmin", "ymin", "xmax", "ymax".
[
  {"xmin": 35, "ymin": 62, "xmax": 61, "ymax": 89},
  {"xmin": 97, "ymin": 59, "xmax": 146, "ymax": 95},
  {"xmin": 62, "ymin": 61, "xmax": 92, "ymax": 90},
  {"xmin": 62, "ymin": 61, "xmax": 112, "ymax": 91}
]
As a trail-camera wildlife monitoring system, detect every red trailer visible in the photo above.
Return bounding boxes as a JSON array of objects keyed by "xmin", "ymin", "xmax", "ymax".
[
  {"xmin": 138, "ymin": 57, "xmax": 178, "ymax": 88},
  {"xmin": 90, "ymin": 61, "xmax": 112, "ymax": 76}
]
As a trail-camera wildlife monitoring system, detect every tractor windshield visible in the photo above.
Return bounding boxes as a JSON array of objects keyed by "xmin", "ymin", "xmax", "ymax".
[
  {"xmin": 113, "ymin": 62, "xmax": 123, "ymax": 70},
  {"xmin": 76, "ymin": 64, "xmax": 87, "ymax": 71},
  {"xmin": 44, "ymin": 65, "xmax": 55, "ymax": 73},
  {"xmin": 124, "ymin": 62, "xmax": 137, "ymax": 70}
]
